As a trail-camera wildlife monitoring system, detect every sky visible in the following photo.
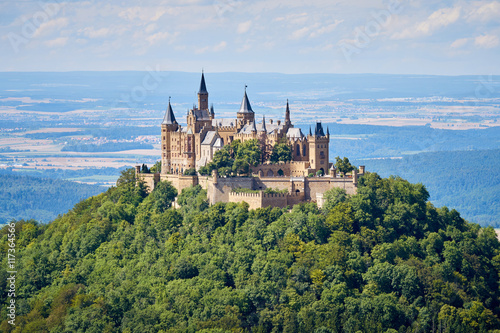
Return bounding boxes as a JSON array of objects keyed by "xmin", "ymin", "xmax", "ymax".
[{"xmin": 1, "ymin": 0, "xmax": 499, "ymax": 75}]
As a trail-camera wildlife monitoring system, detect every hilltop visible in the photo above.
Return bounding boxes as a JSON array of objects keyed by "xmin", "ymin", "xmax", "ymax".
[{"xmin": 1, "ymin": 170, "xmax": 500, "ymax": 332}]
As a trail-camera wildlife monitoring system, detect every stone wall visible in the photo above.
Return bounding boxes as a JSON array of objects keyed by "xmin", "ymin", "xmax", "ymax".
[{"xmin": 209, "ymin": 177, "xmax": 255, "ymax": 205}]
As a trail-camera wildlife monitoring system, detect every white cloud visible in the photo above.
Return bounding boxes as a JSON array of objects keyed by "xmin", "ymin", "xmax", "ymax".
[
  {"xmin": 80, "ymin": 27, "xmax": 111, "ymax": 39},
  {"xmin": 467, "ymin": 1, "xmax": 500, "ymax": 23},
  {"xmin": 213, "ymin": 41, "xmax": 227, "ymax": 52},
  {"xmin": 45, "ymin": 37, "xmax": 68, "ymax": 47},
  {"xmin": 290, "ymin": 26, "xmax": 310, "ymax": 40},
  {"xmin": 195, "ymin": 41, "xmax": 227, "ymax": 54},
  {"xmin": 309, "ymin": 20, "xmax": 343, "ymax": 38},
  {"xmin": 237, "ymin": 21, "xmax": 252, "ymax": 34},
  {"xmin": 146, "ymin": 31, "xmax": 178, "ymax": 45},
  {"xmin": 118, "ymin": 6, "xmax": 169, "ymax": 22},
  {"xmin": 33, "ymin": 18, "xmax": 68, "ymax": 38},
  {"xmin": 392, "ymin": 6, "xmax": 461, "ymax": 39},
  {"xmin": 451, "ymin": 37, "xmax": 470, "ymax": 48},
  {"xmin": 475, "ymin": 34, "xmax": 499, "ymax": 48}
]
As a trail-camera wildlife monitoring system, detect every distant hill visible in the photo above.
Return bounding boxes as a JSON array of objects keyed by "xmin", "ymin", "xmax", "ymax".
[
  {"xmin": 1, "ymin": 172, "xmax": 499, "ymax": 331},
  {"xmin": 0, "ymin": 173, "xmax": 106, "ymax": 224},
  {"xmin": 354, "ymin": 149, "xmax": 500, "ymax": 226}
]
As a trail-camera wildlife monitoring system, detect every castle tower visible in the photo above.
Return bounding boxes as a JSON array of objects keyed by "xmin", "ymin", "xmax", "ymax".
[
  {"xmin": 210, "ymin": 104, "xmax": 215, "ymax": 120},
  {"xmin": 308, "ymin": 122, "xmax": 329, "ymax": 172},
  {"xmin": 285, "ymin": 99, "xmax": 292, "ymax": 127},
  {"xmin": 198, "ymin": 71, "xmax": 209, "ymax": 110},
  {"xmin": 237, "ymin": 86, "xmax": 255, "ymax": 129},
  {"xmin": 161, "ymin": 99, "xmax": 179, "ymax": 174}
]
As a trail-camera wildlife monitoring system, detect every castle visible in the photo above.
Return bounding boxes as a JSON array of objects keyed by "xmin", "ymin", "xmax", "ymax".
[{"xmin": 137, "ymin": 72, "xmax": 364, "ymax": 209}]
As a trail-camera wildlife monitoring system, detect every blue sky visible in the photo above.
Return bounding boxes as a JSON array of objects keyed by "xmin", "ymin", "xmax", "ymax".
[{"xmin": 1, "ymin": 0, "xmax": 499, "ymax": 74}]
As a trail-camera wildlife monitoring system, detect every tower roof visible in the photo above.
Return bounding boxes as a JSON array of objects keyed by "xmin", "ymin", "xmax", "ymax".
[
  {"xmin": 261, "ymin": 116, "xmax": 267, "ymax": 132},
  {"xmin": 251, "ymin": 120, "xmax": 257, "ymax": 132},
  {"xmin": 199, "ymin": 72, "xmax": 208, "ymax": 94},
  {"xmin": 315, "ymin": 122, "xmax": 325, "ymax": 137},
  {"xmin": 162, "ymin": 99, "xmax": 177, "ymax": 125},
  {"xmin": 238, "ymin": 87, "xmax": 254, "ymax": 113}
]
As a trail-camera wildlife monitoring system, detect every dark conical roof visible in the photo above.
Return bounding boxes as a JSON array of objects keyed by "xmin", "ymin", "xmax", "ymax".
[
  {"xmin": 261, "ymin": 116, "xmax": 267, "ymax": 132},
  {"xmin": 238, "ymin": 88, "xmax": 254, "ymax": 113},
  {"xmin": 162, "ymin": 100, "xmax": 177, "ymax": 125},
  {"xmin": 199, "ymin": 72, "xmax": 208, "ymax": 94},
  {"xmin": 309, "ymin": 126, "xmax": 312, "ymax": 136},
  {"xmin": 315, "ymin": 122, "xmax": 325, "ymax": 136}
]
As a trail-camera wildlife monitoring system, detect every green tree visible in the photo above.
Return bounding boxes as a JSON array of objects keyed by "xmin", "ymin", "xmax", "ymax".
[
  {"xmin": 322, "ymin": 187, "xmax": 347, "ymax": 213},
  {"xmin": 150, "ymin": 161, "xmax": 161, "ymax": 173},
  {"xmin": 150, "ymin": 181, "xmax": 178, "ymax": 213},
  {"xmin": 270, "ymin": 143, "xmax": 292, "ymax": 163},
  {"xmin": 334, "ymin": 156, "xmax": 355, "ymax": 176}
]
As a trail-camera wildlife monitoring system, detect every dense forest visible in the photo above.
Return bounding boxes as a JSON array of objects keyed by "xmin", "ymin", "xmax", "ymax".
[
  {"xmin": 355, "ymin": 149, "xmax": 500, "ymax": 226},
  {"xmin": 0, "ymin": 173, "xmax": 106, "ymax": 224},
  {"xmin": 1, "ymin": 169, "xmax": 500, "ymax": 332}
]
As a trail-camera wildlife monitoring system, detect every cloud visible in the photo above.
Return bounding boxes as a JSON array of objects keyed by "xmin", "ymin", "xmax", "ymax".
[
  {"xmin": 290, "ymin": 20, "xmax": 343, "ymax": 40},
  {"xmin": 45, "ymin": 37, "xmax": 68, "ymax": 47},
  {"xmin": 475, "ymin": 34, "xmax": 499, "ymax": 48},
  {"xmin": 309, "ymin": 20, "xmax": 343, "ymax": 38},
  {"xmin": 80, "ymin": 27, "xmax": 111, "ymax": 39},
  {"xmin": 195, "ymin": 41, "xmax": 227, "ymax": 54},
  {"xmin": 467, "ymin": 1, "xmax": 500, "ymax": 23},
  {"xmin": 450, "ymin": 37, "xmax": 470, "ymax": 48},
  {"xmin": 392, "ymin": 6, "xmax": 461, "ymax": 39},
  {"xmin": 118, "ymin": 6, "xmax": 169, "ymax": 22},
  {"xmin": 33, "ymin": 18, "xmax": 69, "ymax": 38},
  {"xmin": 290, "ymin": 26, "xmax": 310, "ymax": 40},
  {"xmin": 237, "ymin": 21, "xmax": 252, "ymax": 34},
  {"xmin": 146, "ymin": 31, "xmax": 178, "ymax": 45}
]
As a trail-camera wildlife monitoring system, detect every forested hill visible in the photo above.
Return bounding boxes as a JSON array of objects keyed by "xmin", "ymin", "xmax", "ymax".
[
  {"xmin": 0, "ymin": 173, "xmax": 107, "ymax": 224},
  {"xmin": 1, "ymin": 169, "xmax": 500, "ymax": 332}
]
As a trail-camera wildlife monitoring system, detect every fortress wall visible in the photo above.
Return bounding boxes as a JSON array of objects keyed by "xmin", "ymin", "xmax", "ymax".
[
  {"xmin": 251, "ymin": 161, "xmax": 311, "ymax": 178},
  {"xmin": 306, "ymin": 178, "xmax": 357, "ymax": 201},
  {"xmin": 261, "ymin": 193, "xmax": 288, "ymax": 209},
  {"xmin": 228, "ymin": 192, "xmax": 263, "ymax": 210},
  {"xmin": 138, "ymin": 173, "xmax": 158, "ymax": 192},
  {"xmin": 253, "ymin": 178, "xmax": 291, "ymax": 192},
  {"xmin": 209, "ymin": 177, "xmax": 255, "ymax": 205},
  {"xmin": 160, "ymin": 174, "xmax": 198, "ymax": 193},
  {"xmin": 197, "ymin": 176, "xmax": 212, "ymax": 191},
  {"xmin": 286, "ymin": 191, "xmax": 306, "ymax": 206}
]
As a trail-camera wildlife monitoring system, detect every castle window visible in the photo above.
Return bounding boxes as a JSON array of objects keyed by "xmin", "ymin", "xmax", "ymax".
[
  {"xmin": 302, "ymin": 145, "xmax": 306, "ymax": 156},
  {"xmin": 296, "ymin": 145, "xmax": 300, "ymax": 156}
]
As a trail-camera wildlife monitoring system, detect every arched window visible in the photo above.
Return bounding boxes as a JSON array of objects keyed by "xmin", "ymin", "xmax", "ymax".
[
  {"xmin": 302, "ymin": 145, "xmax": 306, "ymax": 156},
  {"xmin": 296, "ymin": 145, "xmax": 300, "ymax": 156},
  {"xmin": 278, "ymin": 169, "xmax": 284, "ymax": 176},
  {"xmin": 267, "ymin": 170, "xmax": 274, "ymax": 177}
]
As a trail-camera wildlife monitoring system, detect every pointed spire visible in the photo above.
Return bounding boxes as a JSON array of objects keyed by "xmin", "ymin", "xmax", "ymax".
[
  {"xmin": 261, "ymin": 116, "xmax": 267, "ymax": 132},
  {"xmin": 199, "ymin": 71, "xmax": 208, "ymax": 94},
  {"xmin": 327, "ymin": 126, "xmax": 330, "ymax": 136},
  {"xmin": 315, "ymin": 122, "xmax": 325, "ymax": 137},
  {"xmin": 210, "ymin": 104, "xmax": 215, "ymax": 115},
  {"xmin": 251, "ymin": 120, "xmax": 257, "ymax": 132},
  {"xmin": 162, "ymin": 98, "xmax": 177, "ymax": 125},
  {"xmin": 309, "ymin": 126, "xmax": 312, "ymax": 136},
  {"xmin": 285, "ymin": 100, "xmax": 291, "ymax": 125},
  {"xmin": 238, "ymin": 86, "xmax": 254, "ymax": 113}
]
